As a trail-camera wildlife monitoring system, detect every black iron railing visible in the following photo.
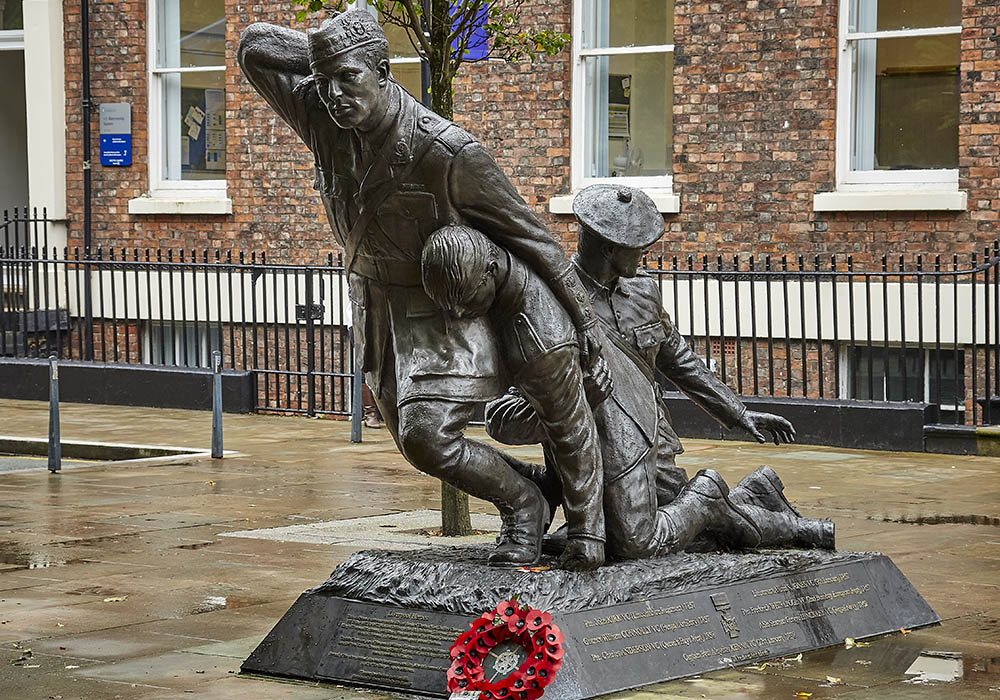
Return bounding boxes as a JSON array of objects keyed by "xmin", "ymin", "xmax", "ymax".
[
  {"xmin": 2, "ymin": 210, "xmax": 354, "ymax": 416},
  {"xmin": 3, "ymin": 209, "xmax": 999, "ymax": 424},
  {"xmin": 642, "ymin": 246, "xmax": 1000, "ymax": 426}
]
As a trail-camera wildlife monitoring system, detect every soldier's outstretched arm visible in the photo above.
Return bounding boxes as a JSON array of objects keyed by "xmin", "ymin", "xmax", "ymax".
[
  {"xmin": 449, "ymin": 143, "xmax": 604, "ymax": 366},
  {"xmin": 656, "ymin": 310, "xmax": 795, "ymax": 443},
  {"xmin": 238, "ymin": 23, "xmax": 313, "ymax": 143}
]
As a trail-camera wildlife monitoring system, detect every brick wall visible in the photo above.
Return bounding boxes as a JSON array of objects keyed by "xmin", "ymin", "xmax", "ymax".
[
  {"xmin": 664, "ymin": 0, "xmax": 1000, "ymax": 264},
  {"xmin": 62, "ymin": 0, "xmax": 999, "ymax": 264}
]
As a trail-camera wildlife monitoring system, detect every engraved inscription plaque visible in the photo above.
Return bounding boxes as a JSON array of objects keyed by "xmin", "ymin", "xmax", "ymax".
[{"xmin": 316, "ymin": 602, "xmax": 468, "ymax": 692}]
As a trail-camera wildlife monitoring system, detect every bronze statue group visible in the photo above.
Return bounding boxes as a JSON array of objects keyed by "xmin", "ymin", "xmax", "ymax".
[{"xmin": 240, "ymin": 10, "xmax": 834, "ymax": 572}]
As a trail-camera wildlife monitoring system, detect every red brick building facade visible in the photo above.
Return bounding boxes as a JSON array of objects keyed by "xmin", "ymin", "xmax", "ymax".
[{"xmin": 51, "ymin": 0, "xmax": 999, "ymax": 265}]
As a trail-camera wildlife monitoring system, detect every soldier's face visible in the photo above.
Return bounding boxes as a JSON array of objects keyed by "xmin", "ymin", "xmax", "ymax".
[
  {"xmin": 608, "ymin": 245, "xmax": 645, "ymax": 278},
  {"xmin": 313, "ymin": 52, "xmax": 390, "ymax": 130}
]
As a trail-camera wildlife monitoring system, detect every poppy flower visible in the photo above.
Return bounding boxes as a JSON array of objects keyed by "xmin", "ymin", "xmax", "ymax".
[
  {"xmin": 506, "ymin": 611, "xmax": 529, "ymax": 634},
  {"xmin": 495, "ymin": 599, "xmax": 521, "ymax": 622},
  {"xmin": 525, "ymin": 610, "xmax": 552, "ymax": 631},
  {"xmin": 543, "ymin": 626, "xmax": 565, "ymax": 645}
]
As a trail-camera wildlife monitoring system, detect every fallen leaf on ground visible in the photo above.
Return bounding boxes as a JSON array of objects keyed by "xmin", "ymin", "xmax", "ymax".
[
  {"xmin": 64, "ymin": 665, "xmax": 79, "ymax": 670},
  {"xmin": 855, "ymin": 659, "xmax": 872, "ymax": 665},
  {"xmin": 517, "ymin": 566, "xmax": 551, "ymax": 572},
  {"xmin": 845, "ymin": 637, "xmax": 871, "ymax": 648},
  {"xmin": 826, "ymin": 676, "xmax": 844, "ymax": 685},
  {"xmin": 103, "ymin": 596, "xmax": 128, "ymax": 603},
  {"xmin": 900, "ymin": 627, "xmax": 911, "ymax": 634},
  {"xmin": 795, "ymin": 693, "xmax": 813, "ymax": 698}
]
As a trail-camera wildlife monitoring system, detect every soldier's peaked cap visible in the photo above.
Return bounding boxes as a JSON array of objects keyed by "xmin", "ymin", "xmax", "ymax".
[
  {"xmin": 572, "ymin": 184, "xmax": 664, "ymax": 249},
  {"xmin": 309, "ymin": 10, "xmax": 388, "ymax": 65}
]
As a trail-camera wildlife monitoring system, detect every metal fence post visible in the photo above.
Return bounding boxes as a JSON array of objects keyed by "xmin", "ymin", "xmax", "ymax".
[
  {"xmin": 48, "ymin": 355, "xmax": 61, "ymax": 472},
  {"xmin": 350, "ymin": 328, "xmax": 362, "ymax": 444},
  {"xmin": 212, "ymin": 350, "xmax": 223, "ymax": 458}
]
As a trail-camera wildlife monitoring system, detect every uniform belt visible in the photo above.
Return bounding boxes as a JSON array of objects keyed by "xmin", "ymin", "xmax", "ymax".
[{"xmin": 351, "ymin": 255, "xmax": 423, "ymax": 287}]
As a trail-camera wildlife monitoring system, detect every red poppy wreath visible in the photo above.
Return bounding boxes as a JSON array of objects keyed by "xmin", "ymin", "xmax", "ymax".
[{"xmin": 447, "ymin": 599, "xmax": 564, "ymax": 700}]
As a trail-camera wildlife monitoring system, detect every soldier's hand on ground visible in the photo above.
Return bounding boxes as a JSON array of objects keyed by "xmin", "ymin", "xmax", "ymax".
[
  {"xmin": 583, "ymin": 355, "xmax": 613, "ymax": 407},
  {"xmin": 741, "ymin": 411, "xmax": 796, "ymax": 445}
]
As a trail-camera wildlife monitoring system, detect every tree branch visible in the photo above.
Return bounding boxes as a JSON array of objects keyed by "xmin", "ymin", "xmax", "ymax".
[{"xmin": 394, "ymin": 0, "xmax": 433, "ymax": 57}]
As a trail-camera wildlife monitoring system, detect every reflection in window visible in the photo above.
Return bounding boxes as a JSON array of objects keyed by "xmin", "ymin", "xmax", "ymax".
[
  {"xmin": 154, "ymin": 0, "xmax": 226, "ymax": 182},
  {"xmin": 848, "ymin": 0, "xmax": 960, "ymax": 173},
  {"xmin": 577, "ymin": 0, "xmax": 674, "ymax": 184},
  {"xmin": 0, "ymin": 0, "xmax": 22, "ymax": 30}
]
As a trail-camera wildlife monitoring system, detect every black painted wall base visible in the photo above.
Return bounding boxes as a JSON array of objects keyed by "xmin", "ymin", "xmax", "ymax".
[
  {"xmin": 242, "ymin": 546, "xmax": 938, "ymax": 700},
  {"xmin": 0, "ymin": 358, "xmax": 255, "ymax": 413},
  {"xmin": 663, "ymin": 393, "xmax": 929, "ymax": 453}
]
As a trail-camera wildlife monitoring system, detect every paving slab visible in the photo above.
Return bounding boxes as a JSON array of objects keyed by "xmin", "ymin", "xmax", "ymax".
[{"xmin": 0, "ymin": 398, "xmax": 997, "ymax": 700}]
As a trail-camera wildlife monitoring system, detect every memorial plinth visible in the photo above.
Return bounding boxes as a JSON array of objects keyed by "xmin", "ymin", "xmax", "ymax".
[{"xmin": 242, "ymin": 546, "xmax": 938, "ymax": 699}]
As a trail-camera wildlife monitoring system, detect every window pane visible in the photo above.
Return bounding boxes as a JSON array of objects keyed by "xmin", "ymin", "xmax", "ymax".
[
  {"xmin": 379, "ymin": 15, "xmax": 422, "ymax": 59},
  {"xmin": 161, "ymin": 70, "xmax": 226, "ymax": 180},
  {"xmin": 851, "ymin": 35, "xmax": 959, "ymax": 171},
  {"xmin": 851, "ymin": 0, "xmax": 961, "ymax": 32},
  {"xmin": 156, "ymin": 0, "xmax": 225, "ymax": 69},
  {"xmin": 581, "ymin": 0, "xmax": 673, "ymax": 50},
  {"xmin": 929, "ymin": 349, "xmax": 964, "ymax": 407},
  {"xmin": 583, "ymin": 52, "xmax": 672, "ymax": 178},
  {"xmin": 0, "ymin": 0, "xmax": 23, "ymax": 30},
  {"xmin": 392, "ymin": 61, "xmax": 423, "ymax": 102}
]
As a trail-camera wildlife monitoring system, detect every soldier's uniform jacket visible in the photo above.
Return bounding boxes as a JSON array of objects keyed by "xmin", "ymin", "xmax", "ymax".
[
  {"xmin": 574, "ymin": 258, "xmax": 747, "ymax": 456},
  {"xmin": 238, "ymin": 24, "xmax": 591, "ymax": 404}
]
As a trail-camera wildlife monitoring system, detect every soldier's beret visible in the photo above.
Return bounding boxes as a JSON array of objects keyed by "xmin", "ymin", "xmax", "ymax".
[
  {"xmin": 572, "ymin": 184, "xmax": 664, "ymax": 249},
  {"xmin": 309, "ymin": 10, "xmax": 388, "ymax": 66}
]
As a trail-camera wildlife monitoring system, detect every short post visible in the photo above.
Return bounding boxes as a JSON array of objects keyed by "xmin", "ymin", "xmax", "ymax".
[
  {"xmin": 48, "ymin": 355, "xmax": 61, "ymax": 472},
  {"xmin": 211, "ymin": 350, "xmax": 223, "ymax": 459},
  {"xmin": 351, "ymin": 360, "xmax": 363, "ymax": 444}
]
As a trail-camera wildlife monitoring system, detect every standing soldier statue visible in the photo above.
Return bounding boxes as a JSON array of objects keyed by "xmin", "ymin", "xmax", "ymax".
[{"xmin": 238, "ymin": 10, "xmax": 606, "ymax": 566}]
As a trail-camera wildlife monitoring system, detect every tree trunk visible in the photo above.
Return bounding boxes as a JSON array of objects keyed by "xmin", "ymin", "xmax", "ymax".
[{"xmin": 429, "ymin": 0, "xmax": 470, "ymax": 537}]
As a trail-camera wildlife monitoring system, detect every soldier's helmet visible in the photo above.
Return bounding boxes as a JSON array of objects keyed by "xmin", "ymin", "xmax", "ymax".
[
  {"xmin": 308, "ymin": 9, "xmax": 388, "ymax": 66},
  {"xmin": 572, "ymin": 184, "xmax": 664, "ymax": 249}
]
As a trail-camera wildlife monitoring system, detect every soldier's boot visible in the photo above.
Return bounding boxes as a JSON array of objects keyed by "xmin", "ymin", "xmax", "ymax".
[
  {"xmin": 489, "ymin": 479, "xmax": 549, "ymax": 568},
  {"xmin": 742, "ymin": 504, "xmax": 836, "ymax": 550},
  {"xmin": 496, "ymin": 452, "xmax": 562, "ymax": 532},
  {"xmin": 541, "ymin": 523, "xmax": 569, "ymax": 555},
  {"xmin": 656, "ymin": 469, "xmax": 762, "ymax": 554},
  {"xmin": 729, "ymin": 465, "xmax": 801, "ymax": 517},
  {"xmin": 557, "ymin": 537, "xmax": 605, "ymax": 572}
]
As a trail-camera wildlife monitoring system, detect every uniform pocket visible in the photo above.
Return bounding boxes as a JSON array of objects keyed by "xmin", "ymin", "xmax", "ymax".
[{"xmin": 633, "ymin": 321, "xmax": 667, "ymax": 349}]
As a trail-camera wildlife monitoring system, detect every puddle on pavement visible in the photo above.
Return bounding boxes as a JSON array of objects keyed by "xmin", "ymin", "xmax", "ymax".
[
  {"xmin": 191, "ymin": 595, "xmax": 263, "ymax": 614},
  {"xmin": 0, "ymin": 540, "xmax": 69, "ymax": 569},
  {"xmin": 903, "ymin": 651, "xmax": 963, "ymax": 683}
]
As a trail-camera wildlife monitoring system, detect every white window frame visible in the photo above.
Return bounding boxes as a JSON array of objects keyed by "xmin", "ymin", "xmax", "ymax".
[
  {"xmin": 559, "ymin": 0, "xmax": 678, "ymax": 213},
  {"xmin": 0, "ymin": 29, "xmax": 24, "ymax": 51},
  {"xmin": 141, "ymin": 0, "xmax": 228, "ymax": 204},
  {"xmin": 833, "ymin": 0, "xmax": 962, "ymax": 192}
]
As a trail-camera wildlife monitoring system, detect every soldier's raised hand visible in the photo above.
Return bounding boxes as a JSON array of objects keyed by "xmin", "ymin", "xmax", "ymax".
[{"xmin": 740, "ymin": 411, "xmax": 796, "ymax": 445}]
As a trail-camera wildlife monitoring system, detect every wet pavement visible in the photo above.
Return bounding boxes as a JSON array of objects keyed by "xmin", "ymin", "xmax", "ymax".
[{"xmin": 0, "ymin": 397, "xmax": 997, "ymax": 699}]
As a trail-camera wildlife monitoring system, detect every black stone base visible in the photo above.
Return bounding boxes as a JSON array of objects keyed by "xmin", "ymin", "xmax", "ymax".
[{"xmin": 242, "ymin": 546, "xmax": 938, "ymax": 700}]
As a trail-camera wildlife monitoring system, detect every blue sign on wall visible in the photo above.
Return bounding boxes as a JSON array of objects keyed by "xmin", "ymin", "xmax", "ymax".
[{"xmin": 100, "ymin": 134, "xmax": 132, "ymax": 167}]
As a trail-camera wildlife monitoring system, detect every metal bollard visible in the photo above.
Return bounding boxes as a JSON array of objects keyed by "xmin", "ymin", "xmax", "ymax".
[
  {"xmin": 48, "ymin": 355, "xmax": 61, "ymax": 472},
  {"xmin": 351, "ymin": 362, "xmax": 363, "ymax": 444},
  {"xmin": 211, "ymin": 351, "xmax": 223, "ymax": 459}
]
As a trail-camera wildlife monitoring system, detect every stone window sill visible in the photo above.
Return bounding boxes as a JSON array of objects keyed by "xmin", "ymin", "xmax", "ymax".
[
  {"xmin": 813, "ymin": 190, "xmax": 967, "ymax": 212},
  {"xmin": 549, "ymin": 191, "xmax": 680, "ymax": 215},
  {"xmin": 128, "ymin": 196, "xmax": 233, "ymax": 215}
]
